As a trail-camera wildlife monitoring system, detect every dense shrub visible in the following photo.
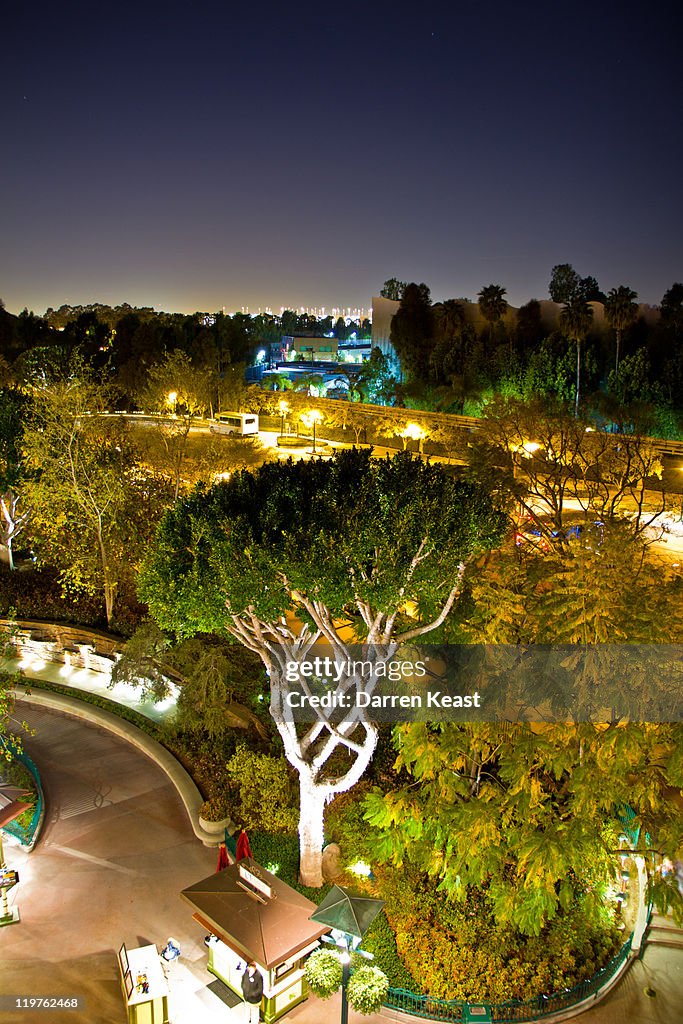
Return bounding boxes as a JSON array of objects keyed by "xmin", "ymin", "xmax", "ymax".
[
  {"xmin": 226, "ymin": 745, "xmax": 298, "ymax": 833},
  {"xmin": 160, "ymin": 723, "xmax": 239, "ymax": 801},
  {"xmin": 247, "ymin": 830, "xmax": 334, "ymax": 905},
  {"xmin": 360, "ymin": 911, "xmax": 418, "ymax": 991},
  {"xmin": 304, "ymin": 949, "xmax": 342, "ymax": 999},
  {"xmin": 373, "ymin": 866, "xmax": 622, "ymax": 1002},
  {"xmin": 249, "ymin": 830, "xmax": 300, "ymax": 884},
  {"xmin": 347, "ymin": 964, "xmax": 390, "ymax": 1015},
  {"xmin": 325, "ymin": 784, "xmax": 376, "ymax": 863},
  {"xmin": 199, "ymin": 797, "xmax": 230, "ymax": 822},
  {"xmin": 0, "ymin": 567, "xmax": 106, "ymax": 627}
]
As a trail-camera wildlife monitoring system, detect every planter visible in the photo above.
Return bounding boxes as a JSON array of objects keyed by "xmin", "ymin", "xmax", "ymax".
[{"xmin": 199, "ymin": 815, "xmax": 232, "ymax": 835}]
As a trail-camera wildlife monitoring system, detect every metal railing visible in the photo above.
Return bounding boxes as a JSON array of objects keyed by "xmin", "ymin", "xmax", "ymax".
[{"xmin": 384, "ymin": 934, "xmax": 633, "ymax": 1022}]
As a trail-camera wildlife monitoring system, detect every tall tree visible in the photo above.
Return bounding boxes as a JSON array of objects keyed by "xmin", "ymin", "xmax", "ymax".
[
  {"xmin": 549, "ymin": 264, "xmax": 582, "ymax": 304},
  {"xmin": 380, "ymin": 278, "xmax": 407, "ymax": 301},
  {"xmin": 474, "ymin": 396, "xmax": 667, "ymax": 546},
  {"xmin": 22, "ymin": 373, "xmax": 169, "ymax": 627},
  {"xmin": 578, "ymin": 276, "xmax": 605, "ymax": 303},
  {"xmin": 559, "ymin": 297, "xmax": 593, "ymax": 415},
  {"xmin": 390, "ymin": 283, "xmax": 435, "ymax": 382},
  {"xmin": 139, "ymin": 450, "xmax": 506, "ymax": 885},
  {"xmin": 605, "ymin": 286, "xmax": 639, "ymax": 374},
  {"xmin": 431, "ymin": 300, "xmax": 467, "ymax": 383},
  {"xmin": 138, "ymin": 349, "xmax": 214, "ymax": 499},
  {"xmin": 477, "ymin": 284, "xmax": 509, "ymax": 349},
  {"xmin": 363, "ymin": 718, "xmax": 683, "ymax": 936},
  {"xmin": 514, "ymin": 299, "xmax": 545, "ymax": 354},
  {"xmin": 0, "ymin": 390, "xmax": 30, "ymax": 570},
  {"xmin": 660, "ymin": 283, "xmax": 683, "ymax": 335}
]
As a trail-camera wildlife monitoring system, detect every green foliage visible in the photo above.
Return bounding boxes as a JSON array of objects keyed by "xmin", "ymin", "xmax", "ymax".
[
  {"xmin": 22, "ymin": 372, "xmax": 173, "ymax": 626},
  {"xmin": 390, "ymin": 284, "xmax": 435, "ymax": 381},
  {"xmin": 0, "ymin": 566, "xmax": 107, "ymax": 627},
  {"xmin": 138, "ymin": 446, "xmax": 507, "ymax": 886},
  {"xmin": 112, "ymin": 622, "xmax": 270, "ymax": 738},
  {"xmin": 304, "ymin": 949, "xmax": 343, "ymax": 999},
  {"xmin": 248, "ymin": 830, "xmax": 301, "ymax": 886},
  {"xmin": 362, "ymin": 721, "xmax": 683, "ymax": 935},
  {"xmin": 367, "ymin": 865, "xmax": 621, "ymax": 1002},
  {"xmin": 199, "ymin": 797, "xmax": 230, "ymax": 821},
  {"xmin": 347, "ymin": 964, "xmax": 390, "ymax": 1015},
  {"xmin": 380, "ymin": 278, "xmax": 407, "ymax": 302},
  {"xmin": 1, "ymin": 758, "xmax": 37, "ymax": 828},
  {"xmin": 325, "ymin": 785, "xmax": 378, "ymax": 864},
  {"xmin": 549, "ymin": 264, "xmax": 582, "ymax": 304},
  {"xmin": 477, "ymin": 285, "xmax": 509, "ymax": 333},
  {"xmin": 140, "ymin": 448, "xmax": 506, "ymax": 642},
  {"xmin": 359, "ymin": 910, "xmax": 418, "ymax": 991},
  {"xmin": 226, "ymin": 745, "xmax": 299, "ymax": 833},
  {"xmin": 0, "ymin": 388, "xmax": 27, "ymax": 491}
]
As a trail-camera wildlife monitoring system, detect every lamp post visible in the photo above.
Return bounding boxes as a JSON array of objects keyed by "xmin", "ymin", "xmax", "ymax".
[
  {"xmin": 167, "ymin": 391, "xmax": 178, "ymax": 417},
  {"xmin": 511, "ymin": 440, "xmax": 541, "ymax": 521},
  {"xmin": 398, "ymin": 422, "xmax": 427, "ymax": 454},
  {"xmin": 309, "ymin": 885, "xmax": 385, "ymax": 1024},
  {"xmin": 340, "ymin": 950, "xmax": 351, "ymax": 1024},
  {"xmin": 278, "ymin": 399, "xmax": 290, "ymax": 438},
  {"xmin": 306, "ymin": 409, "xmax": 323, "ymax": 455}
]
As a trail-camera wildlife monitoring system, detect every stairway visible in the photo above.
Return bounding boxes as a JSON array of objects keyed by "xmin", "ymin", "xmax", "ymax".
[{"xmin": 644, "ymin": 912, "xmax": 683, "ymax": 950}]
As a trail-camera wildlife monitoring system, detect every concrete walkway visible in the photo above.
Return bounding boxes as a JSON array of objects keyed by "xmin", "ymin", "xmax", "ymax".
[
  {"xmin": 0, "ymin": 703, "xmax": 680, "ymax": 1024},
  {"xmin": 0, "ymin": 704, "xmax": 226, "ymax": 1024}
]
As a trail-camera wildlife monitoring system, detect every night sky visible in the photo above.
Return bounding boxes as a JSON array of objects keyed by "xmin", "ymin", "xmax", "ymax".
[{"xmin": 2, "ymin": 1, "xmax": 681, "ymax": 316}]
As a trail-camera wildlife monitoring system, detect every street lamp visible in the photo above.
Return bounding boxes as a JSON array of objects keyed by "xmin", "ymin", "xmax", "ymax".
[
  {"xmin": 309, "ymin": 885, "xmax": 385, "ymax": 1024},
  {"xmin": 278, "ymin": 400, "xmax": 290, "ymax": 438},
  {"xmin": 167, "ymin": 391, "xmax": 178, "ymax": 416},
  {"xmin": 304, "ymin": 409, "xmax": 323, "ymax": 455},
  {"xmin": 400, "ymin": 422, "xmax": 426, "ymax": 453},
  {"xmin": 511, "ymin": 440, "xmax": 541, "ymax": 521}
]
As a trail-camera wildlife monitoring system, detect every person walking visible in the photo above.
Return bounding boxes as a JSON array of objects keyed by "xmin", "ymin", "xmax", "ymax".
[{"xmin": 240, "ymin": 960, "xmax": 263, "ymax": 1023}]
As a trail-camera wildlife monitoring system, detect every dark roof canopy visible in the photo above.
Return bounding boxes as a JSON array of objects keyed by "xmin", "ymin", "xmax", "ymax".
[
  {"xmin": 181, "ymin": 858, "xmax": 328, "ymax": 969},
  {"xmin": 309, "ymin": 885, "xmax": 385, "ymax": 940}
]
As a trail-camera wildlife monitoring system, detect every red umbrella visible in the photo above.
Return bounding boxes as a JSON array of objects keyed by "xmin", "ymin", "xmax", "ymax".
[
  {"xmin": 216, "ymin": 842, "xmax": 230, "ymax": 872},
  {"xmin": 236, "ymin": 829, "xmax": 253, "ymax": 862}
]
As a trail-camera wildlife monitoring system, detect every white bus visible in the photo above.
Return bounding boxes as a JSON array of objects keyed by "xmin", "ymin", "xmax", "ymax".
[{"xmin": 210, "ymin": 412, "xmax": 259, "ymax": 436}]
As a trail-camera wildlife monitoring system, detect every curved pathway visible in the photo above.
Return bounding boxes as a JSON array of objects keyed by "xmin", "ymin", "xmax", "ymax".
[{"xmin": 0, "ymin": 703, "xmax": 217, "ymax": 1024}]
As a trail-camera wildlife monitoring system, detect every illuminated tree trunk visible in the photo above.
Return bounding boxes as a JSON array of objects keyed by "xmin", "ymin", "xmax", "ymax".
[
  {"xmin": 272, "ymin": 692, "xmax": 380, "ymax": 887},
  {"xmin": 0, "ymin": 491, "xmax": 31, "ymax": 572},
  {"xmin": 297, "ymin": 775, "xmax": 329, "ymax": 888}
]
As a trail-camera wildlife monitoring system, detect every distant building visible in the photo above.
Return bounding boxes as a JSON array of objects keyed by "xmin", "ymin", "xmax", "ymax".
[
  {"xmin": 371, "ymin": 296, "xmax": 400, "ymax": 372},
  {"xmin": 281, "ymin": 336, "xmax": 338, "ymax": 362}
]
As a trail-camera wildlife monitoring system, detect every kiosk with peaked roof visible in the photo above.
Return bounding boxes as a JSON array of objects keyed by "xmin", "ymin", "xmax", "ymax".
[{"xmin": 181, "ymin": 858, "xmax": 328, "ymax": 1022}]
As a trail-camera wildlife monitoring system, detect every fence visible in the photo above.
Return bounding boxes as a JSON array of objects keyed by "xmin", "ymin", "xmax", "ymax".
[{"xmin": 384, "ymin": 934, "xmax": 633, "ymax": 1022}]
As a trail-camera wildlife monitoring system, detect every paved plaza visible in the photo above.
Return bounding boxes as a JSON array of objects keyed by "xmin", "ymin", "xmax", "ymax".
[{"xmin": 0, "ymin": 704, "xmax": 680, "ymax": 1024}]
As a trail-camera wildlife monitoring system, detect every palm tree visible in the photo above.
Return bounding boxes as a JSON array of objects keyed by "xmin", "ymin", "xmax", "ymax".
[
  {"xmin": 433, "ymin": 299, "xmax": 466, "ymax": 341},
  {"xmin": 604, "ymin": 285, "xmax": 638, "ymax": 375},
  {"xmin": 477, "ymin": 284, "xmax": 509, "ymax": 349},
  {"xmin": 559, "ymin": 297, "xmax": 593, "ymax": 416}
]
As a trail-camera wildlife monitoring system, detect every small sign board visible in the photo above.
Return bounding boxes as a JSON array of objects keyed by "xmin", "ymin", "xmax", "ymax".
[
  {"xmin": 238, "ymin": 865, "xmax": 272, "ymax": 900},
  {"xmin": 0, "ymin": 869, "xmax": 19, "ymax": 889},
  {"xmin": 465, "ymin": 1007, "xmax": 492, "ymax": 1024}
]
